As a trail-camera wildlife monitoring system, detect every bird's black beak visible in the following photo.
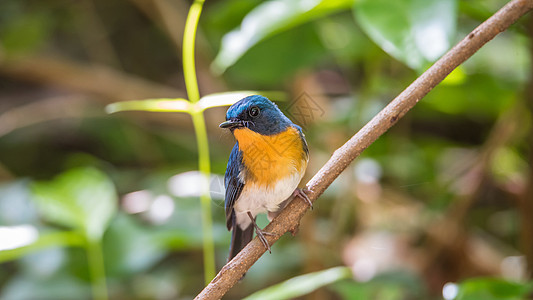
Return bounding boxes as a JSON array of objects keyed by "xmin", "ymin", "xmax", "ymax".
[{"xmin": 219, "ymin": 119, "xmax": 243, "ymax": 129}]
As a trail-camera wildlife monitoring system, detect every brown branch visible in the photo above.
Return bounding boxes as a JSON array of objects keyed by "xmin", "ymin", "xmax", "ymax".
[
  {"xmin": 196, "ymin": 0, "xmax": 533, "ymax": 298},
  {"xmin": 0, "ymin": 95, "xmax": 96, "ymax": 137}
]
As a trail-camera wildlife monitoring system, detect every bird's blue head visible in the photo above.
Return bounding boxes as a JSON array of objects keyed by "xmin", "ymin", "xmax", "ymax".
[{"xmin": 219, "ymin": 95, "xmax": 293, "ymax": 136}]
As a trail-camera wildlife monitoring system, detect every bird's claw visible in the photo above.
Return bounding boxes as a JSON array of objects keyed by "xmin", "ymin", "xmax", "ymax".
[
  {"xmin": 294, "ymin": 187, "xmax": 313, "ymax": 209},
  {"xmin": 255, "ymin": 228, "xmax": 276, "ymax": 253},
  {"xmin": 247, "ymin": 211, "xmax": 275, "ymax": 253}
]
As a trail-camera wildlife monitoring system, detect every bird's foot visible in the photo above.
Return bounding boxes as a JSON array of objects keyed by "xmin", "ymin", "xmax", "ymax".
[
  {"xmin": 293, "ymin": 187, "xmax": 313, "ymax": 209},
  {"xmin": 247, "ymin": 211, "xmax": 276, "ymax": 253},
  {"xmin": 255, "ymin": 227, "xmax": 276, "ymax": 253}
]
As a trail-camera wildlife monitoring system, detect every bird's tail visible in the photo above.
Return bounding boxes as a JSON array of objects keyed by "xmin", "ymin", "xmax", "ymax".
[{"xmin": 228, "ymin": 224, "xmax": 254, "ymax": 261}]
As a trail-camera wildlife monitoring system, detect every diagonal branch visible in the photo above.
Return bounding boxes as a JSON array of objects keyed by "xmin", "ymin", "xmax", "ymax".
[{"xmin": 196, "ymin": 0, "xmax": 533, "ymax": 299}]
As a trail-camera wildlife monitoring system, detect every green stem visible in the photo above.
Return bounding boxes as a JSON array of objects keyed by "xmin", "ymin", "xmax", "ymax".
[
  {"xmin": 192, "ymin": 110, "xmax": 216, "ymax": 284},
  {"xmin": 183, "ymin": 0, "xmax": 215, "ymax": 284},
  {"xmin": 86, "ymin": 239, "xmax": 108, "ymax": 300},
  {"xmin": 183, "ymin": 0, "xmax": 205, "ymax": 103}
]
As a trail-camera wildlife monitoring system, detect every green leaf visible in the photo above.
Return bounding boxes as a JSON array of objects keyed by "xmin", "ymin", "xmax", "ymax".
[
  {"xmin": 223, "ymin": 23, "xmax": 327, "ymax": 87},
  {"xmin": 0, "ymin": 230, "xmax": 84, "ymax": 263},
  {"xmin": 105, "ymin": 98, "xmax": 191, "ymax": 114},
  {"xmin": 330, "ymin": 270, "xmax": 425, "ymax": 300},
  {"xmin": 244, "ymin": 266, "xmax": 352, "ymax": 300},
  {"xmin": 212, "ymin": 0, "xmax": 355, "ymax": 73},
  {"xmin": 31, "ymin": 167, "xmax": 117, "ymax": 241},
  {"xmin": 354, "ymin": 0, "xmax": 457, "ymax": 71},
  {"xmin": 455, "ymin": 278, "xmax": 533, "ymax": 300},
  {"xmin": 103, "ymin": 213, "xmax": 166, "ymax": 276}
]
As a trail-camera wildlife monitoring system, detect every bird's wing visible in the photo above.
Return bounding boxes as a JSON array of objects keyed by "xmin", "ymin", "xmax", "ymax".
[
  {"xmin": 295, "ymin": 125, "xmax": 309, "ymax": 159},
  {"xmin": 224, "ymin": 143, "xmax": 245, "ymax": 230}
]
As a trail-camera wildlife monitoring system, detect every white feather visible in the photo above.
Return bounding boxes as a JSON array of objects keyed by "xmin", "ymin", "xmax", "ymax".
[{"xmin": 234, "ymin": 171, "xmax": 304, "ymax": 230}]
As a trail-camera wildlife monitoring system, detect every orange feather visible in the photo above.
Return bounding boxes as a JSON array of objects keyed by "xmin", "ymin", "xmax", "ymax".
[{"xmin": 233, "ymin": 127, "xmax": 307, "ymax": 186}]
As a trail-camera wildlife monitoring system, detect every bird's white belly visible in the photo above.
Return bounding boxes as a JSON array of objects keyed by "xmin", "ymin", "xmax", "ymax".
[{"xmin": 234, "ymin": 172, "xmax": 303, "ymax": 230}]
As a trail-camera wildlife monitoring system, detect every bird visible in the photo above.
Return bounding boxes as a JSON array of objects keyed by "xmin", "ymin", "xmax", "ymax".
[{"xmin": 219, "ymin": 95, "xmax": 312, "ymax": 261}]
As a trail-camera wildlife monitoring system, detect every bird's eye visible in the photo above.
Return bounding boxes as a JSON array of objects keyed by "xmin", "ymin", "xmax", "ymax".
[{"xmin": 249, "ymin": 106, "xmax": 260, "ymax": 117}]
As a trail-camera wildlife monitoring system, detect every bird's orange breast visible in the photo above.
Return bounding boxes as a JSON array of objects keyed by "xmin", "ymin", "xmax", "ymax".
[{"xmin": 233, "ymin": 126, "xmax": 307, "ymax": 186}]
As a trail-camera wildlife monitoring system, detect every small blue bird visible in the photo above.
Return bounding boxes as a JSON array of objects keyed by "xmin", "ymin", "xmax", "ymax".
[{"xmin": 220, "ymin": 95, "xmax": 311, "ymax": 261}]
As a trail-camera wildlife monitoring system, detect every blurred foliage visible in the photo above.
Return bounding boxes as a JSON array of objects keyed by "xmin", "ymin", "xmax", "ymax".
[
  {"xmin": 454, "ymin": 278, "xmax": 533, "ymax": 300},
  {"xmin": 1, "ymin": 0, "xmax": 533, "ymax": 299},
  {"xmin": 32, "ymin": 167, "xmax": 116, "ymax": 241},
  {"xmin": 212, "ymin": 0, "xmax": 356, "ymax": 73},
  {"xmin": 331, "ymin": 271, "xmax": 425, "ymax": 300},
  {"xmin": 355, "ymin": 0, "xmax": 457, "ymax": 72},
  {"xmin": 245, "ymin": 266, "xmax": 352, "ymax": 300}
]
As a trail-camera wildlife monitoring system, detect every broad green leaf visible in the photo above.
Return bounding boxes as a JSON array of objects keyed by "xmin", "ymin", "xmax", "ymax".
[
  {"xmin": 31, "ymin": 167, "xmax": 117, "ymax": 241},
  {"xmin": 222, "ymin": 23, "xmax": 327, "ymax": 87},
  {"xmin": 455, "ymin": 278, "xmax": 533, "ymax": 300},
  {"xmin": 354, "ymin": 0, "xmax": 457, "ymax": 71},
  {"xmin": 212, "ymin": 0, "xmax": 355, "ymax": 73},
  {"xmin": 0, "ymin": 230, "xmax": 84, "ymax": 263},
  {"xmin": 244, "ymin": 266, "xmax": 352, "ymax": 300},
  {"xmin": 105, "ymin": 98, "xmax": 190, "ymax": 114},
  {"xmin": 331, "ymin": 270, "xmax": 424, "ymax": 300},
  {"xmin": 103, "ymin": 213, "xmax": 166, "ymax": 276}
]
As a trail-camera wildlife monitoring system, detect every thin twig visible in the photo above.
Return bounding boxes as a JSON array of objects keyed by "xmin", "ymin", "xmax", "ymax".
[
  {"xmin": 0, "ymin": 95, "xmax": 95, "ymax": 137},
  {"xmin": 195, "ymin": 0, "xmax": 533, "ymax": 299}
]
